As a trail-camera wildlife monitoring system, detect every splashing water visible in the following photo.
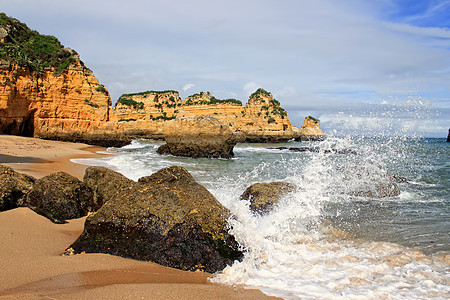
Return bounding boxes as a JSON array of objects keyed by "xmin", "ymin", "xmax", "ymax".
[{"xmin": 73, "ymin": 134, "xmax": 449, "ymax": 299}]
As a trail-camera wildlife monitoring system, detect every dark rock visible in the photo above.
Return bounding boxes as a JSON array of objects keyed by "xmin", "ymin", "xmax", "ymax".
[
  {"xmin": 157, "ymin": 117, "xmax": 237, "ymax": 158},
  {"xmin": 69, "ymin": 166, "xmax": 242, "ymax": 273},
  {"xmin": 24, "ymin": 172, "xmax": 95, "ymax": 223},
  {"xmin": 447, "ymin": 129, "xmax": 450, "ymax": 142},
  {"xmin": 295, "ymin": 135, "xmax": 326, "ymax": 142},
  {"xmin": 270, "ymin": 147, "xmax": 357, "ymax": 155},
  {"xmin": 393, "ymin": 175, "xmax": 408, "ymax": 183},
  {"xmin": 333, "ymin": 161, "xmax": 400, "ymax": 198},
  {"xmin": 241, "ymin": 182, "xmax": 297, "ymax": 214},
  {"xmin": 0, "ymin": 165, "xmax": 35, "ymax": 211},
  {"xmin": 83, "ymin": 166, "xmax": 134, "ymax": 209}
]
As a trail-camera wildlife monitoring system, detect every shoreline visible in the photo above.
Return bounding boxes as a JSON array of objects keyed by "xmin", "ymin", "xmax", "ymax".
[
  {"xmin": 0, "ymin": 135, "xmax": 110, "ymax": 180},
  {"xmin": 0, "ymin": 135, "xmax": 274, "ymax": 299}
]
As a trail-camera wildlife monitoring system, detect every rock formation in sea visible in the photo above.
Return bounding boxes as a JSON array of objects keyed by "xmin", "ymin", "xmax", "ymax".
[
  {"xmin": 447, "ymin": 129, "xmax": 450, "ymax": 142},
  {"xmin": 69, "ymin": 166, "xmax": 243, "ymax": 273},
  {"xmin": 0, "ymin": 13, "xmax": 323, "ymax": 146},
  {"xmin": 296, "ymin": 116, "xmax": 326, "ymax": 141},
  {"xmin": 0, "ymin": 165, "xmax": 35, "ymax": 211},
  {"xmin": 332, "ymin": 161, "xmax": 400, "ymax": 198},
  {"xmin": 157, "ymin": 116, "xmax": 237, "ymax": 158},
  {"xmin": 240, "ymin": 182, "xmax": 297, "ymax": 214},
  {"xmin": 115, "ymin": 88, "xmax": 301, "ymax": 143}
]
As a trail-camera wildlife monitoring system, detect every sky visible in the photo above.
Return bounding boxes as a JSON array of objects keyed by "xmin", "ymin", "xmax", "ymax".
[{"xmin": 1, "ymin": 0, "xmax": 449, "ymax": 137}]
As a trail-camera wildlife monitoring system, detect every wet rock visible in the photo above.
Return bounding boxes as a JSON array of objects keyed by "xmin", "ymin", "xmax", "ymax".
[
  {"xmin": 447, "ymin": 129, "xmax": 450, "ymax": 142},
  {"xmin": 0, "ymin": 165, "xmax": 35, "ymax": 211},
  {"xmin": 69, "ymin": 166, "xmax": 242, "ymax": 273},
  {"xmin": 241, "ymin": 182, "xmax": 297, "ymax": 214},
  {"xmin": 157, "ymin": 117, "xmax": 237, "ymax": 158},
  {"xmin": 83, "ymin": 166, "xmax": 134, "ymax": 209},
  {"xmin": 334, "ymin": 161, "xmax": 400, "ymax": 198},
  {"xmin": 270, "ymin": 147, "xmax": 357, "ymax": 155},
  {"xmin": 24, "ymin": 172, "xmax": 95, "ymax": 223}
]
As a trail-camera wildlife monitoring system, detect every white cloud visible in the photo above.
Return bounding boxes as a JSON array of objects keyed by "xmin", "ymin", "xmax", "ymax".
[
  {"xmin": 243, "ymin": 82, "xmax": 260, "ymax": 97},
  {"xmin": 182, "ymin": 83, "xmax": 195, "ymax": 92},
  {"xmin": 1, "ymin": 0, "xmax": 448, "ymax": 136}
]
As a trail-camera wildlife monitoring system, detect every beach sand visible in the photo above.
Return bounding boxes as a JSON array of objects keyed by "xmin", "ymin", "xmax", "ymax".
[
  {"xmin": 0, "ymin": 134, "xmax": 108, "ymax": 180},
  {"xmin": 0, "ymin": 135, "xmax": 274, "ymax": 299}
]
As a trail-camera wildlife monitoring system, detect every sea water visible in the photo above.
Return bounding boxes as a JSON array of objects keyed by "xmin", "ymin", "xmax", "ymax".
[{"xmin": 72, "ymin": 136, "xmax": 449, "ymax": 299}]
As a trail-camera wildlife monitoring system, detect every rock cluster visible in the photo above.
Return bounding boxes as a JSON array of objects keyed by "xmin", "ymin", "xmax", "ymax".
[
  {"xmin": 23, "ymin": 172, "xmax": 96, "ymax": 223},
  {"xmin": 1, "ymin": 164, "xmax": 243, "ymax": 273},
  {"xmin": 69, "ymin": 166, "xmax": 242, "ymax": 272},
  {"xmin": 157, "ymin": 116, "xmax": 237, "ymax": 158},
  {"xmin": 0, "ymin": 165, "xmax": 35, "ymax": 211}
]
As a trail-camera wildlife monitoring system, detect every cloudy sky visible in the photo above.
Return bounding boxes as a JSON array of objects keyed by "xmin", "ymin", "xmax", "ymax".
[{"xmin": 2, "ymin": 0, "xmax": 449, "ymax": 137}]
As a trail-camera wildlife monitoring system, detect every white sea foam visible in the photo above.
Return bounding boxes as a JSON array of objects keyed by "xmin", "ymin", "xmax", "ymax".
[{"xmin": 71, "ymin": 137, "xmax": 449, "ymax": 299}]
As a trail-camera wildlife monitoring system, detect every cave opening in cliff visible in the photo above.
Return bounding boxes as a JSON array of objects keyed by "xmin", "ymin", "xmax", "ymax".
[{"xmin": 22, "ymin": 110, "xmax": 36, "ymax": 137}]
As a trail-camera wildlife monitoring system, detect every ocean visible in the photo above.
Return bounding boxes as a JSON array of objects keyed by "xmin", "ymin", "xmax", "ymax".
[{"xmin": 72, "ymin": 136, "xmax": 449, "ymax": 299}]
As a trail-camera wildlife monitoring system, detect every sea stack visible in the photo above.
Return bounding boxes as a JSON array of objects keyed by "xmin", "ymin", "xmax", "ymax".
[
  {"xmin": 447, "ymin": 129, "xmax": 450, "ymax": 142},
  {"xmin": 157, "ymin": 116, "xmax": 237, "ymax": 158},
  {"xmin": 296, "ymin": 116, "xmax": 326, "ymax": 141}
]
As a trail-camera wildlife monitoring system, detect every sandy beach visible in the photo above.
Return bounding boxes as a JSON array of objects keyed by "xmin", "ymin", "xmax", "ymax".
[{"xmin": 0, "ymin": 135, "xmax": 273, "ymax": 299}]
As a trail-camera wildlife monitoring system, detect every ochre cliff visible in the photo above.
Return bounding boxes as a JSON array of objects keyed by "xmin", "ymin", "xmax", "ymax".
[
  {"xmin": 0, "ymin": 13, "xmax": 325, "ymax": 146},
  {"xmin": 0, "ymin": 59, "xmax": 129, "ymax": 146},
  {"xmin": 114, "ymin": 89, "xmax": 303, "ymax": 143},
  {"xmin": 296, "ymin": 116, "xmax": 325, "ymax": 141}
]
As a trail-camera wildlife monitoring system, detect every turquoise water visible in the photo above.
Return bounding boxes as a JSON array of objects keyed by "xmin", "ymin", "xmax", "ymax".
[{"xmin": 73, "ymin": 136, "xmax": 449, "ymax": 299}]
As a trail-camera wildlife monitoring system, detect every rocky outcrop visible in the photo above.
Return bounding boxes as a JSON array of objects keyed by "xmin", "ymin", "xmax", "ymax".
[
  {"xmin": 24, "ymin": 172, "xmax": 95, "ymax": 223},
  {"xmin": 332, "ymin": 161, "xmax": 400, "ymax": 198},
  {"xmin": 69, "ymin": 166, "xmax": 242, "ymax": 273},
  {"xmin": 116, "ymin": 88, "xmax": 302, "ymax": 143},
  {"xmin": 447, "ymin": 129, "xmax": 449, "ymax": 142},
  {"xmin": 0, "ymin": 14, "xmax": 322, "ymax": 146},
  {"xmin": 270, "ymin": 147, "xmax": 357, "ymax": 155},
  {"xmin": 241, "ymin": 182, "xmax": 297, "ymax": 214},
  {"xmin": 157, "ymin": 116, "xmax": 237, "ymax": 158},
  {"xmin": 0, "ymin": 165, "xmax": 35, "ymax": 211},
  {"xmin": 296, "ymin": 116, "xmax": 325, "ymax": 141}
]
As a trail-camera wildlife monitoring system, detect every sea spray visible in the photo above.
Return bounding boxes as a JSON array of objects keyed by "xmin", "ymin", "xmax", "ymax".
[
  {"xmin": 210, "ymin": 136, "xmax": 449, "ymax": 299},
  {"xmin": 72, "ymin": 136, "xmax": 450, "ymax": 299}
]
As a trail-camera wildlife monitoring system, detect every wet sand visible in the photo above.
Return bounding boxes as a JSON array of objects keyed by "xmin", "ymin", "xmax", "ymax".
[{"xmin": 0, "ymin": 135, "xmax": 274, "ymax": 299}]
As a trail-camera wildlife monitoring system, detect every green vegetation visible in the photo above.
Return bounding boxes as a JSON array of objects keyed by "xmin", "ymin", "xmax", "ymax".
[
  {"xmin": 95, "ymin": 84, "xmax": 108, "ymax": 95},
  {"xmin": 118, "ymin": 118, "xmax": 137, "ymax": 122},
  {"xmin": 250, "ymin": 88, "xmax": 271, "ymax": 99},
  {"xmin": 245, "ymin": 122, "xmax": 254, "ymax": 126},
  {"xmin": 0, "ymin": 13, "xmax": 80, "ymax": 75},
  {"xmin": 184, "ymin": 92, "xmax": 243, "ymax": 106},
  {"xmin": 120, "ymin": 90, "xmax": 178, "ymax": 98},
  {"xmin": 209, "ymin": 96, "xmax": 242, "ymax": 106},
  {"xmin": 306, "ymin": 116, "xmax": 320, "ymax": 122},
  {"xmin": 116, "ymin": 96, "xmax": 144, "ymax": 110},
  {"xmin": 268, "ymin": 117, "xmax": 276, "ymax": 124},
  {"xmin": 84, "ymin": 99, "xmax": 99, "ymax": 108}
]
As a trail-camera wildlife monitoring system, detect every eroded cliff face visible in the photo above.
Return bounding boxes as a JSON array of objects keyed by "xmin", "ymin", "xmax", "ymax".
[
  {"xmin": 0, "ymin": 60, "xmax": 130, "ymax": 146},
  {"xmin": 114, "ymin": 88, "xmax": 300, "ymax": 142}
]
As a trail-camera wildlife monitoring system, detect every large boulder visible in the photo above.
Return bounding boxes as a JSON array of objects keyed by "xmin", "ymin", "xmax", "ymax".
[
  {"xmin": 241, "ymin": 182, "xmax": 297, "ymax": 214},
  {"xmin": 24, "ymin": 172, "xmax": 95, "ymax": 223},
  {"xmin": 83, "ymin": 166, "xmax": 134, "ymax": 209},
  {"xmin": 333, "ymin": 161, "xmax": 400, "ymax": 198},
  {"xmin": 157, "ymin": 116, "xmax": 237, "ymax": 158},
  {"xmin": 0, "ymin": 165, "xmax": 35, "ymax": 211},
  {"xmin": 69, "ymin": 166, "xmax": 242, "ymax": 273}
]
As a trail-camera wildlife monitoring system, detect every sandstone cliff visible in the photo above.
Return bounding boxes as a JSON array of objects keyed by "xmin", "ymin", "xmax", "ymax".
[
  {"xmin": 115, "ymin": 88, "xmax": 301, "ymax": 142},
  {"xmin": 296, "ymin": 116, "xmax": 325, "ymax": 141},
  {"xmin": 0, "ymin": 14, "xmax": 323, "ymax": 146}
]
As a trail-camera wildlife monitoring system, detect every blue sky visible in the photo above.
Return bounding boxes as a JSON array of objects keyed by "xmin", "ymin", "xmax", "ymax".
[{"xmin": 1, "ymin": 0, "xmax": 449, "ymax": 137}]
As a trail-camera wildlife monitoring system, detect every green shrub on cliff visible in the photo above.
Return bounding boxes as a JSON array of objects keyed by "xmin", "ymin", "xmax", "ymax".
[
  {"xmin": 0, "ymin": 13, "xmax": 79, "ymax": 75},
  {"xmin": 116, "ymin": 96, "xmax": 144, "ymax": 110}
]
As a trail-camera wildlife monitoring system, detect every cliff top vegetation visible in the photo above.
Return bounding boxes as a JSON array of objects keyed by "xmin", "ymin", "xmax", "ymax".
[{"xmin": 0, "ymin": 13, "xmax": 79, "ymax": 75}]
